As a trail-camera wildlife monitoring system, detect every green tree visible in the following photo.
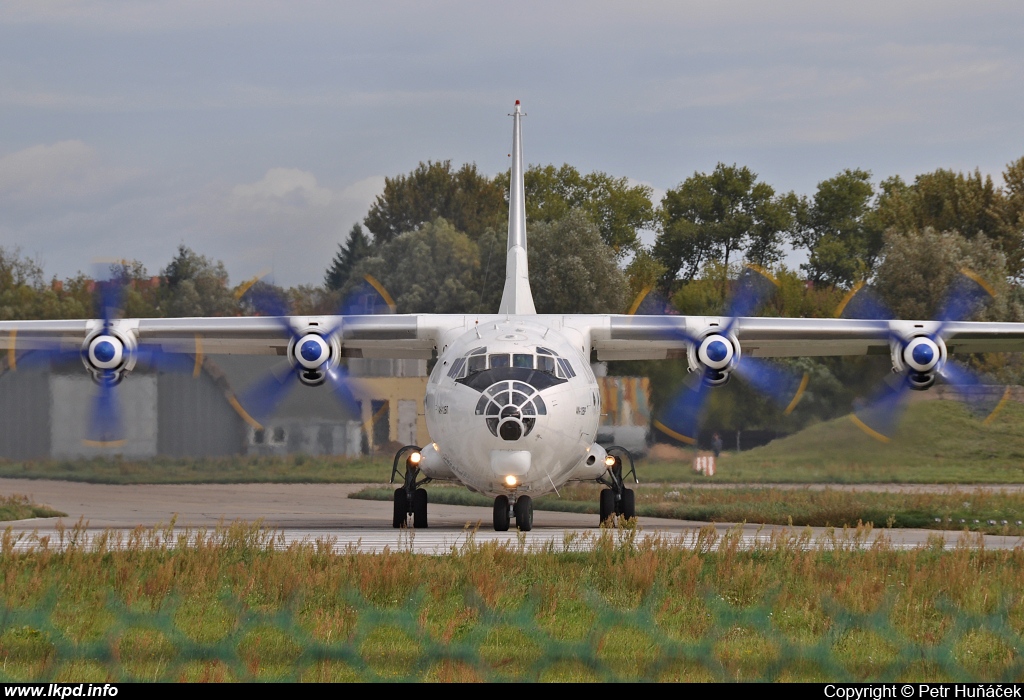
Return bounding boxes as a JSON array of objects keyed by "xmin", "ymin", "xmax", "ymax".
[
  {"xmin": 526, "ymin": 209, "xmax": 628, "ymax": 314},
  {"xmin": 325, "ymin": 223, "xmax": 372, "ymax": 291},
  {"xmin": 874, "ymin": 168, "xmax": 1003, "ymax": 238},
  {"xmin": 496, "ymin": 164, "xmax": 655, "ymax": 254},
  {"xmin": 871, "ymin": 167, "xmax": 1024, "ymax": 278},
  {"xmin": 351, "ymin": 219, "xmax": 481, "ymax": 314},
  {"xmin": 623, "ymin": 248, "xmax": 667, "ymax": 313},
  {"xmin": 363, "ymin": 161, "xmax": 506, "ymax": 245},
  {"xmin": 790, "ymin": 169, "xmax": 882, "ymax": 287},
  {"xmin": 159, "ymin": 246, "xmax": 237, "ymax": 317},
  {"xmin": 654, "ymin": 164, "xmax": 791, "ymax": 288},
  {"xmin": 0, "ymin": 247, "xmax": 48, "ymax": 320},
  {"xmin": 996, "ymin": 156, "xmax": 1024, "ymax": 279},
  {"xmin": 872, "ymin": 228, "xmax": 1020, "ymax": 322}
]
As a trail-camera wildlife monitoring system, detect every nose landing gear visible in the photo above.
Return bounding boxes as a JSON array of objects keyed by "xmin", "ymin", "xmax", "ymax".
[
  {"xmin": 391, "ymin": 445, "xmax": 430, "ymax": 528},
  {"xmin": 492, "ymin": 494, "xmax": 533, "ymax": 532},
  {"xmin": 598, "ymin": 446, "xmax": 638, "ymax": 526}
]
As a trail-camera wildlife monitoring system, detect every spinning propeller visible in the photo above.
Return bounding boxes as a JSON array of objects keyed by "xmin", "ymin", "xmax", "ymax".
[
  {"xmin": 838, "ymin": 271, "xmax": 1004, "ymax": 442},
  {"xmin": 634, "ymin": 266, "xmax": 809, "ymax": 446},
  {"xmin": 235, "ymin": 275, "xmax": 395, "ymax": 427},
  {"xmin": 9, "ymin": 264, "xmax": 195, "ymax": 446}
]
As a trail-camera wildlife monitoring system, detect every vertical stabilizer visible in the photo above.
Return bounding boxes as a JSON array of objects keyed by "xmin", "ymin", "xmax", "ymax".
[{"xmin": 498, "ymin": 100, "xmax": 537, "ymax": 315}]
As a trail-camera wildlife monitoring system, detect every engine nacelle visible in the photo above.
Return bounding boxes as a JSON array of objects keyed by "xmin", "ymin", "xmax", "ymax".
[
  {"xmin": 81, "ymin": 327, "xmax": 137, "ymax": 384},
  {"xmin": 286, "ymin": 327, "xmax": 341, "ymax": 387},
  {"xmin": 891, "ymin": 335, "xmax": 946, "ymax": 391},
  {"xmin": 687, "ymin": 330, "xmax": 740, "ymax": 387}
]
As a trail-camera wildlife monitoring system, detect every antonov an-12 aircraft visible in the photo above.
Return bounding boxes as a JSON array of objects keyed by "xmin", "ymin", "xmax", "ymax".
[{"xmin": 4, "ymin": 100, "xmax": 1024, "ymax": 531}]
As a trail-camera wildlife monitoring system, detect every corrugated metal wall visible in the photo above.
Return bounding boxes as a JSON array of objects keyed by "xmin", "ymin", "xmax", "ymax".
[
  {"xmin": 157, "ymin": 372, "xmax": 246, "ymax": 457},
  {"xmin": 0, "ymin": 368, "xmax": 50, "ymax": 460}
]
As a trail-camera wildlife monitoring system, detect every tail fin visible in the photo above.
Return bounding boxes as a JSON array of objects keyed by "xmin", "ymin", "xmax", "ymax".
[{"xmin": 498, "ymin": 100, "xmax": 537, "ymax": 315}]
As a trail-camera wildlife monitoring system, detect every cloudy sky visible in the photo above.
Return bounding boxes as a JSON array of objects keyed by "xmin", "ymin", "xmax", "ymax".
[{"xmin": 1, "ymin": 1, "xmax": 1022, "ymax": 287}]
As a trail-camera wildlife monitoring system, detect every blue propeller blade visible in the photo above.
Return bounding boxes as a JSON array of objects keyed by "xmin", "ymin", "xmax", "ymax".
[
  {"xmin": 87, "ymin": 371, "xmax": 124, "ymax": 445},
  {"xmin": 654, "ymin": 372, "xmax": 713, "ymax": 445},
  {"xmin": 725, "ymin": 265, "xmax": 779, "ymax": 321},
  {"xmin": 326, "ymin": 366, "xmax": 363, "ymax": 418},
  {"xmin": 733, "ymin": 356, "xmax": 808, "ymax": 411},
  {"xmin": 238, "ymin": 366, "xmax": 302, "ymax": 425},
  {"xmin": 851, "ymin": 374, "xmax": 911, "ymax": 442},
  {"xmin": 936, "ymin": 271, "xmax": 995, "ymax": 324},
  {"xmin": 844, "ymin": 270, "xmax": 1000, "ymax": 440},
  {"xmin": 650, "ymin": 264, "xmax": 797, "ymax": 442},
  {"xmin": 10, "ymin": 347, "xmax": 82, "ymax": 371},
  {"xmin": 136, "ymin": 346, "xmax": 199, "ymax": 374}
]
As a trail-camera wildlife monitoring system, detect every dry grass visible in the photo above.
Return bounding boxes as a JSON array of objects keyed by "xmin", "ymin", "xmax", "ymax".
[{"xmin": 1, "ymin": 523, "xmax": 1024, "ymax": 681}]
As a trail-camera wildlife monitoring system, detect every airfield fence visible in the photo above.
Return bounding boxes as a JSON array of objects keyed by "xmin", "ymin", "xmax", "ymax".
[{"xmin": 1, "ymin": 525, "xmax": 1023, "ymax": 682}]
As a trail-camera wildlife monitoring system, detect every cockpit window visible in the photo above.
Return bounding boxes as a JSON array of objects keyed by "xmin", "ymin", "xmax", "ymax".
[
  {"xmin": 536, "ymin": 355, "xmax": 556, "ymax": 374},
  {"xmin": 447, "ymin": 357, "xmax": 467, "ymax": 379},
  {"xmin": 489, "ymin": 354, "xmax": 511, "ymax": 369},
  {"xmin": 537, "ymin": 347, "xmax": 556, "ymax": 356},
  {"xmin": 513, "ymin": 353, "xmax": 533, "ymax": 369},
  {"xmin": 557, "ymin": 358, "xmax": 576, "ymax": 379},
  {"xmin": 467, "ymin": 354, "xmax": 487, "ymax": 374}
]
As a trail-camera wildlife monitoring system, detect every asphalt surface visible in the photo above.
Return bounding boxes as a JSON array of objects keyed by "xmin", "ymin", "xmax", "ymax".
[{"xmin": 2, "ymin": 478, "xmax": 1022, "ymax": 552}]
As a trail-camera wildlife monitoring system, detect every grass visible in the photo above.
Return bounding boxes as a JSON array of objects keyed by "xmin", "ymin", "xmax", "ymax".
[
  {"xmin": 0, "ymin": 494, "xmax": 65, "ymax": 521},
  {"xmin": 695, "ymin": 400, "xmax": 1024, "ymax": 484},
  {"xmin": 0, "ymin": 455, "xmax": 394, "ymax": 484},
  {"xmin": 2, "ymin": 522, "xmax": 1024, "ymax": 681},
  {"xmin": 351, "ymin": 482, "xmax": 1024, "ymax": 536}
]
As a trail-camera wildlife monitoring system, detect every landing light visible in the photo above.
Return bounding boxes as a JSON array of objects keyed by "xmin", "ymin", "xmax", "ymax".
[
  {"xmin": 408, "ymin": 451, "xmax": 422, "ymax": 466},
  {"xmin": 504, "ymin": 475, "xmax": 518, "ymax": 487},
  {"xmin": 604, "ymin": 455, "xmax": 616, "ymax": 468}
]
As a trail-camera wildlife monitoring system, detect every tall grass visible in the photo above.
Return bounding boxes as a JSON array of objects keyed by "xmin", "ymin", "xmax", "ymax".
[{"xmin": 2, "ymin": 522, "xmax": 1024, "ymax": 681}]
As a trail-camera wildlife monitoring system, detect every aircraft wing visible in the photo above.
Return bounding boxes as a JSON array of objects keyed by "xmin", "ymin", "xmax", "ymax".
[
  {"xmin": 0, "ymin": 315, "xmax": 459, "ymax": 360},
  {"xmin": 590, "ymin": 315, "xmax": 1024, "ymax": 361}
]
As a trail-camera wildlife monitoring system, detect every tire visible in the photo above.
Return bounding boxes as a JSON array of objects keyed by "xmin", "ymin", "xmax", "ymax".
[
  {"xmin": 599, "ymin": 488, "xmax": 615, "ymax": 526},
  {"xmin": 493, "ymin": 495, "xmax": 510, "ymax": 531},
  {"xmin": 620, "ymin": 488, "xmax": 635, "ymax": 520},
  {"xmin": 393, "ymin": 488, "xmax": 408, "ymax": 528},
  {"xmin": 412, "ymin": 488, "xmax": 428, "ymax": 528},
  {"xmin": 515, "ymin": 496, "xmax": 533, "ymax": 532}
]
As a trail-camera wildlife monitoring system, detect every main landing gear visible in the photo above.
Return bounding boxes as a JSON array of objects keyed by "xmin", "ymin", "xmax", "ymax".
[
  {"xmin": 493, "ymin": 494, "xmax": 533, "ymax": 532},
  {"xmin": 391, "ymin": 445, "xmax": 430, "ymax": 528},
  {"xmin": 598, "ymin": 446, "xmax": 639, "ymax": 526}
]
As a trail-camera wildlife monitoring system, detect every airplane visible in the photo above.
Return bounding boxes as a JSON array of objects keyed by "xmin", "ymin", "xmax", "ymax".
[{"xmin": 4, "ymin": 100, "xmax": 1024, "ymax": 532}]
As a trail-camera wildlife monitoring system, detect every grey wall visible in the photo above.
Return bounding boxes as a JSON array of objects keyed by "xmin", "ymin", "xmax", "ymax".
[{"xmin": 0, "ymin": 368, "xmax": 51, "ymax": 460}]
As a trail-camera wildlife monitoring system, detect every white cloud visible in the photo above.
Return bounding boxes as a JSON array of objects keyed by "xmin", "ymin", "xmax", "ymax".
[
  {"xmin": 184, "ymin": 171, "xmax": 384, "ymax": 286},
  {"xmin": 230, "ymin": 168, "xmax": 334, "ymax": 210},
  {"xmin": 0, "ymin": 140, "xmax": 140, "ymax": 205}
]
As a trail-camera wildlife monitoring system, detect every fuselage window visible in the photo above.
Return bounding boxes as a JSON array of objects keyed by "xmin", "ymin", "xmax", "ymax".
[
  {"xmin": 490, "ymin": 354, "xmax": 511, "ymax": 369},
  {"xmin": 537, "ymin": 355, "xmax": 556, "ymax": 374},
  {"xmin": 467, "ymin": 354, "xmax": 487, "ymax": 374},
  {"xmin": 513, "ymin": 354, "xmax": 534, "ymax": 369}
]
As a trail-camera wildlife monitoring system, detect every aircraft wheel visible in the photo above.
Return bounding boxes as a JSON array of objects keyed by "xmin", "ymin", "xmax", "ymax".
[
  {"xmin": 393, "ymin": 488, "xmax": 408, "ymax": 528},
  {"xmin": 413, "ymin": 488, "xmax": 428, "ymax": 528},
  {"xmin": 599, "ymin": 488, "xmax": 615, "ymax": 525},
  {"xmin": 620, "ymin": 488, "xmax": 635, "ymax": 520},
  {"xmin": 514, "ymin": 495, "xmax": 533, "ymax": 532},
  {"xmin": 493, "ymin": 495, "xmax": 510, "ymax": 531}
]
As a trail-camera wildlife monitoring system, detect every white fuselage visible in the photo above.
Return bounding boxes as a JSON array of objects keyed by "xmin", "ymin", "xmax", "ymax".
[{"xmin": 422, "ymin": 318, "xmax": 603, "ymax": 498}]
